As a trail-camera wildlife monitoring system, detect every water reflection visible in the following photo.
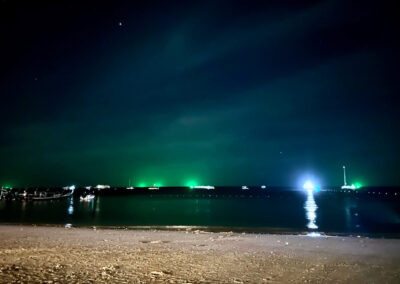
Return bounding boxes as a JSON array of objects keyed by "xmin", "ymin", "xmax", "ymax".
[
  {"xmin": 306, "ymin": 232, "xmax": 321, "ymax": 237},
  {"xmin": 345, "ymin": 199, "xmax": 358, "ymax": 230},
  {"xmin": 304, "ymin": 189, "xmax": 318, "ymax": 229},
  {"xmin": 68, "ymin": 198, "xmax": 74, "ymax": 215},
  {"xmin": 1, "ymin": 190, "xmax": 400, "ymax": 235}
]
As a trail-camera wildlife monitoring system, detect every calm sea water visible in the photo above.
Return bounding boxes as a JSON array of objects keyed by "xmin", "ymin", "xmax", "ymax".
[{"xmin": 1, "ymin": 188, "xmax": 400, "ymax": 237}]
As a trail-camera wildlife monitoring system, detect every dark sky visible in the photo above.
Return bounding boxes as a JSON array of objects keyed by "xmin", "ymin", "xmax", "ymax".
[{"xmin": 1, "ymin": 0, "xmax": 399, "ymax": 187}]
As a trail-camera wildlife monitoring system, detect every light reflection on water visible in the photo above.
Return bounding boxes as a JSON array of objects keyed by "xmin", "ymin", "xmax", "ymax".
[
  {"xmin": 68, "ymin": 198, "xmax": 74, "ymax": 215},
  {"xmin": 304, "ymin": 189, "xmax": 318, "ymax": 230},
  {"xmin": 306, "ymin": 232, "xmax": 321, "ymax": 237},
  {"xmin": 2, "ymin": 190, "xmax": 400, "ymax": 236}
]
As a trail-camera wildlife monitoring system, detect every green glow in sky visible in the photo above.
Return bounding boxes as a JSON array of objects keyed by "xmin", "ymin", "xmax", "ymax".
[{"xmin": 186, "ymin": 180, "xmax": 198, "ymax": 189}]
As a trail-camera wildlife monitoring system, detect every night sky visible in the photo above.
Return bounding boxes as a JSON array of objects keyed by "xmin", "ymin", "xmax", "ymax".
[{"xmin": 1, "ymin": 1, "xmax": 399, "ymax": 187}]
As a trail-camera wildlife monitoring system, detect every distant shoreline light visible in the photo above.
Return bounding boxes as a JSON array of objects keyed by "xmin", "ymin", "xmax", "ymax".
[
  {"xmin": 303, "ymin": 180, "xmax": 315, "ymax": 191},
  {"xmin": 193, "ymin": 185, "xmax": 215, "ymax": 190}
]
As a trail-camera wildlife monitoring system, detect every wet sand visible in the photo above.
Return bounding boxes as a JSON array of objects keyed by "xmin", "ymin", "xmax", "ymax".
[{"xmin": 0, "ymin": 225, "xmax": 400, "ymax": 283}]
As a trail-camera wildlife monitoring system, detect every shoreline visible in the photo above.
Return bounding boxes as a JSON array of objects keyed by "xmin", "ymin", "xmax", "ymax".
[
  {"xmin": 1, "ymin": 224, "xmax": 400, "ymax": 283},
  {"xmin": 2, "ymin": 222, "xmax": 400, "ymax": 239}
]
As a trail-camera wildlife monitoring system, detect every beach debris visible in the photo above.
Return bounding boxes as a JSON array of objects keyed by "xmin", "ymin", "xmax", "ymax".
[
  {"xmin": 101, "ymin": 271, "xmax": 110, "ymax": 279},
  {"xmin": 150, "ymin": 271, "xmax": 164, "ymax": 277},
  {"xmin": 285, "ymin": 242, "xmax": 289, "ymax": 245},
  {"xmin": 54, "ymin": 264, "xmax": 64, "ymax": 270},
  {"xmin": 101, "ymin": 265, "xmax": 116, "ymax": 272},
  {"xmin": 100, "ymin": 265, "xmax": 117, "ymax": 278},
  {"xmin": 65, "ymin": 224, "xmax": 72, "ymax": 228},
  {"xmin": 150, "ymin": 240, "xmax": 162, "ymax": 244}
]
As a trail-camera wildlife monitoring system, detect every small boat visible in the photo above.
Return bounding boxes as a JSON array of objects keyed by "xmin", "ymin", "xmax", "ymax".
[
  {"xmin": 80, "ymin": 194, "xmax": 95, "ymax": 202},
  {"xmin": 31, "ymin": 190, "xmax": 74, "ymax": 201},
  {"xmin": 18, "ymin": 191, "xmax": 28, "ymax": 199},
  {"xmin": 1, "ymin": 187, "xmax": 74, "ymax": 201}
]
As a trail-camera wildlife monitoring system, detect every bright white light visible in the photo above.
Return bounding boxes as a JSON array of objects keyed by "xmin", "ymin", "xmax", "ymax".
[
  {"xmin": 261, "ymin": 185, "xmax": 266, "ymax": 189},
  {"xmin": 341, "ymin": 185, "xmax": 356, "ymax": 190},
  {"xmin": 194, "ymin": 185, "xmax": 215, "ymax": 190},
  {"xmin": 304, "ymin": 188, "xmax": 318, "ymax": 229},
  {"xmin": 95, "ymin": 185, "xmax": 110, "ymax": 189},
  {"xmin": 63, "ymin": 185, "xmax": 75, "ymax": 190},
  {"xmin": 242, "ymin": 186, "xmax": 249, "ymax": 190},
  {"xmin": 303, "ymin": 180, "xmax": 315, "ymax": 191},
  {"xmin": 85, "ymin": 186, "xmax": 92, "ymax": 190}
]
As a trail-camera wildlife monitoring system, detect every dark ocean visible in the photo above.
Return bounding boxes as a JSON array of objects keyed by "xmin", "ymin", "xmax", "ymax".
[{"xmin": 1, "ymin": 187, "xmax": 400, "ymax": 237}]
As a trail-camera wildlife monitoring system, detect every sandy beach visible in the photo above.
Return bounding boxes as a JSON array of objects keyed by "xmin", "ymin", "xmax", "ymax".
[{"xmin": 0, "ymin": 225, "xmax": 400, "ymax": 283}]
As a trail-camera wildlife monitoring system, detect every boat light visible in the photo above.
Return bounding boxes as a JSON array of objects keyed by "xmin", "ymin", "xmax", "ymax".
[{"xmin": 194, "ymin": 185, "xmax": 215, "ymax": 190}]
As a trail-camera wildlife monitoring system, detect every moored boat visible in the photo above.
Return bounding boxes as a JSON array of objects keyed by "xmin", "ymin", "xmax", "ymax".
[
  {"xmin": 30, "ymin": 189, "xmax": 74, "ymax": 201},
  {"xmin": 341, "ymin": 166, "xmax": 356, "ymax": 190},
  {"xmin": 80, "ymin": 194, "xmax": 95, "ymax": 202}
]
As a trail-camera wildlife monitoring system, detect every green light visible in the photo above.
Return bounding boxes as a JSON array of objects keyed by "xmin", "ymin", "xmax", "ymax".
[
  {"xmin": 353, "ymin": 182, "xmax": 362, "ymax": 189},
  {"xmin": 186, "ymin": 180, "xmax": 198, "ymax": 189},
  {"xmin": 138, "ymin": 183, "xmax": 146, "ymax": 187}
]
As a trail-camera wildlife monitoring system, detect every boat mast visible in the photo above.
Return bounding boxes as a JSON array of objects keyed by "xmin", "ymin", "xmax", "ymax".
[{"xmin": 343, "ymin": 166, "xmax": 347, "ymax": 186}]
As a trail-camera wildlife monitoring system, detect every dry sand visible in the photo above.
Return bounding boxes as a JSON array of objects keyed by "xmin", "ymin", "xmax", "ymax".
[{"xmin": 0, "ymin": 225, "xmax": 400, "ymax": 283}]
